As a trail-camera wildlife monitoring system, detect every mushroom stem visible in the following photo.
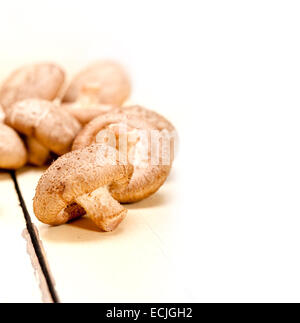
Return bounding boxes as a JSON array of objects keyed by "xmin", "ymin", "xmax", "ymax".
[
  {"xmin": 26, "ymin": 137, "xmax": 50, "ymax": 166},
  {"xmin": 75, "ymin": 186, "xmax": 127, "ymax": 232},
  {"xmin": 78, "ymin": 83, "xmax": 101, "ymax": 107}
]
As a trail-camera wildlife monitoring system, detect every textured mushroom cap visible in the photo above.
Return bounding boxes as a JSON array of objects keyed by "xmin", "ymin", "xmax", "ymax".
[
  {"xmin": 121, "ymin": 105, "xmax": 175, "ymax": 132},
  {"xmin": 111, "ymin": 162, "xmax": 171, "ymax": 203},
  {"xmin": 63, "ymin": 60, "xmax": 131, "ymax": 105},
  {"xmin": 120, "ymin": 105, "xmax": 178, "ymax": 162},
  {"xmin": 72, "ymin": 112, "xmax": 155, "ymax": 151},
  {"xmin": 0, "ymin": 63, "xmax": 65, "ymax": 111},
  {"xmin": 6, "ymin": 99, "xmax": 81, "ymax": 155},
  {"xmin": 33, "ymin": 144, "xmax": 133, "ymax": 226},
  {"xmin": 72, "ymin": 113, "xmax": 172, "ymax": 203},
  {"xmin": 0, "ymin": 124, "xmax": 27, "ymax": 169}
]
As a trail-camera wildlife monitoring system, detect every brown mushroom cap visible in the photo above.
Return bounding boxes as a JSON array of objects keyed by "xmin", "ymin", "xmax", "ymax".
[
  {"xmin": 6, "ymin": 99, "xmax": 81, "ymax": 155},
  {"xmin": 63, "ymin": 60, "xmax": 131, "ymax": 106},
  {"xmin": 72, "ymin": 113, "xmax": 172, "ymax": 203},
  {"xmin": 0, "ymin": 63, "xmax": 65, "ymax": 111},
  {"xmin": 121, "ymin": 105, "xmax": 176, "ymax": 132},
  {"xmin": 120, "ymin": 105, "xmax": 178, "ymax": 162},
  {"xmin": 111, "ymin": 161, "xmax": 171, "ymax": 203},
  {"xmin": 33, "ymin": 144, "xmax": 133, "ymax": 231},
  {"xmin": 0, "ymin": 124, "xmax": 27, "ymax": 169},
  {"xmin": 72, "ymin": 113, "xmax": 155, "ymax": 151}
]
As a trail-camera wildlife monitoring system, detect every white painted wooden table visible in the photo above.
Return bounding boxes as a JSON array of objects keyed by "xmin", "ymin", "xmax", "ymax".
[
  {"xmin": 0, "ymin": 164, "xmax": 187, "ymax": 303},
  {"xmin": 0, "ymin": 172, "xmax": 43, "ymax": 303}
]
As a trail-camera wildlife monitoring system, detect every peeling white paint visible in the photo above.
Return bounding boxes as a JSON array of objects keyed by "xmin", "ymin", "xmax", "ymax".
[{"xmin": 22, "ymin": 228, "xmax": 54, "ymax": 303}]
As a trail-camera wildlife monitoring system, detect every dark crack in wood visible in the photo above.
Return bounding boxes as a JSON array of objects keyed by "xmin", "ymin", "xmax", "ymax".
[{"xmin": 10, "ymin": 171, "xmax": 59, "ymax": 303}]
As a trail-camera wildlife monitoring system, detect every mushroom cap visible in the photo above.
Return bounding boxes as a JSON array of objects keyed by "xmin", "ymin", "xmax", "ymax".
[
  {"xmin": 0, "ymin": 62, "xmax": 65, "ymax": 111},
  {"xmin": 63, "ymin": 60, "xmax": 131, "ymax": 106},
  {"xmin": 33, "ymin": 143, "xmax": 133, "ymax": 226},
  {"xmin": 120, "ymin": 105, "xmax": 178, "ymax": 162},
  {"xmin": 121, "ymin": 105, "xmax": 176, "ymax": 132},
  {"xmin": 72, "ymin": 113, "xmax": 172, "ymax": 203},
  {"xmin": 0, "ymin": 124, "xmax": 27, "ymax": 169},
  {"xmin": 111, "ymin": 161, "xmax": 171, "ymax": 203},
  {"xmin": 6, "ymin": 99, "xmax": 81, "ymax": 155},
  {"xmin": 72, "ymin": 112, "xmax": 155, "ymax": 151}
]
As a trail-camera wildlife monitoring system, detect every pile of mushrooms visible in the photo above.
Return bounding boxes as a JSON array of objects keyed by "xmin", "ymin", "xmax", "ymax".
[{"xmin": 0, "ymin": 60, "xmax": 177, "ymax": 232}]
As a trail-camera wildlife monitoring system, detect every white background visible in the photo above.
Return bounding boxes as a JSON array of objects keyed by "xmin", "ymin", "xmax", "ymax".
[{"xmin": 1, "ymin": 0, "xmax": 300, "ymax": 302}]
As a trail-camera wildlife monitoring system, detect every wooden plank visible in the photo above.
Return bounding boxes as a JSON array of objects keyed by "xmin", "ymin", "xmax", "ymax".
[
  {"xmin": 16, "ymin": 167, "xmax": 188, "ymax": 302},
  {"xmin": 0, "ymin": 172, "xmax": 44, "ymax": 303}
]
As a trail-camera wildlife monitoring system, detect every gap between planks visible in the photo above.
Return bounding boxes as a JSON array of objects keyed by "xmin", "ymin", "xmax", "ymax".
[{"xmin": 10, "ymin": 171, "xmax": 59, "ymax": 303}]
